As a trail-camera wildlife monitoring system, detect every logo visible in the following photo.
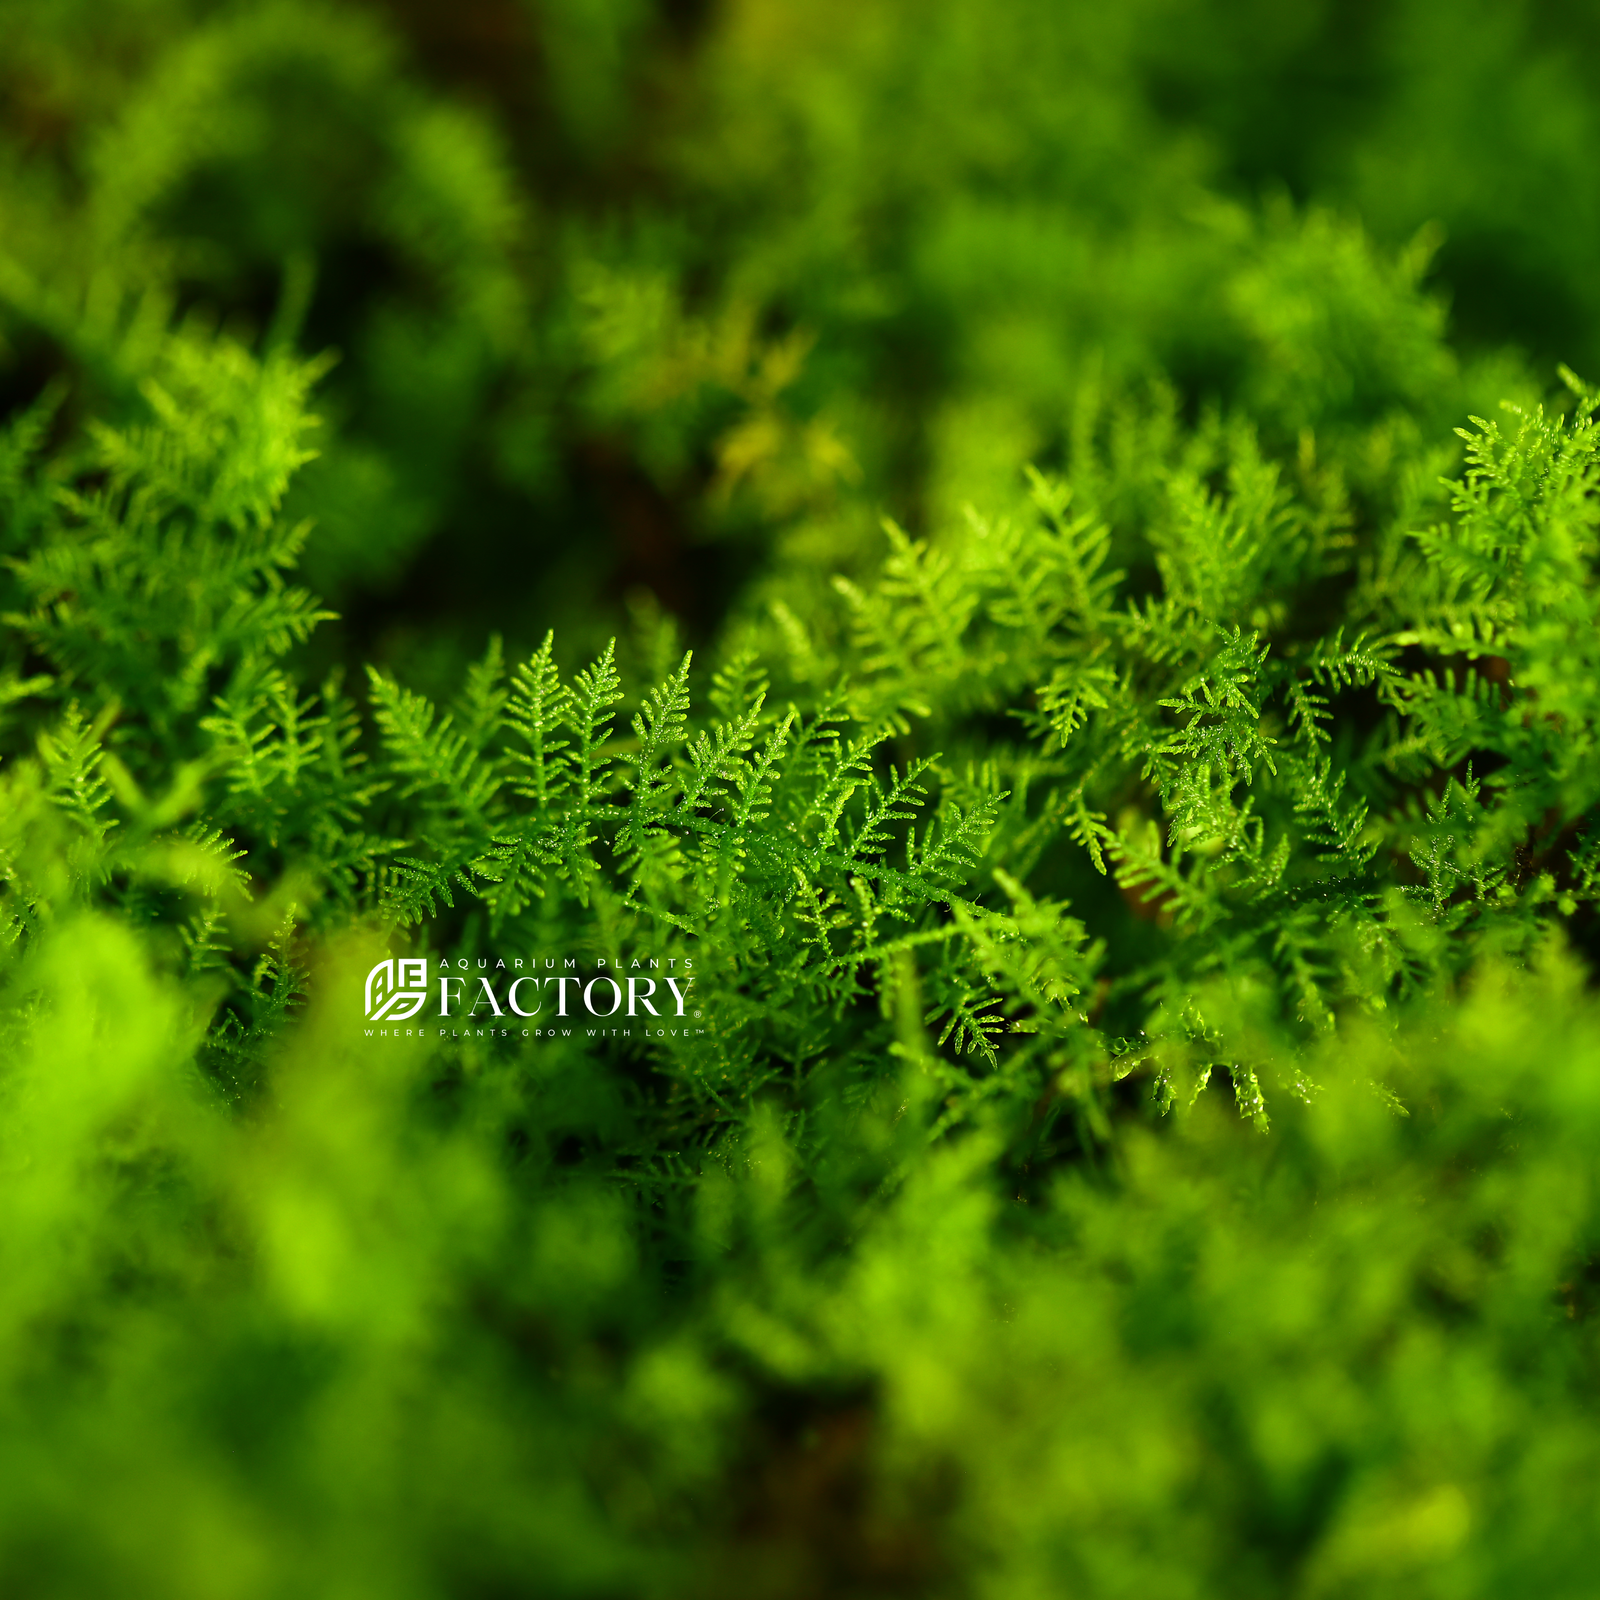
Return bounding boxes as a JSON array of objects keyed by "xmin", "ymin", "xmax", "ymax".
[
  {"xmin": 361, "ymin": 951, "xmax": 704, "ymax": 1041},
  {"xmin": 365, "ymin": 958, "xmax": 429, "ymax": 1022}
]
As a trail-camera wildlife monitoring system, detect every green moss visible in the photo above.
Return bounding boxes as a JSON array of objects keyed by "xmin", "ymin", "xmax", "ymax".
[{"xmin": 1, "ymin": 2, "xmax": 1599, "ymax": 1594}]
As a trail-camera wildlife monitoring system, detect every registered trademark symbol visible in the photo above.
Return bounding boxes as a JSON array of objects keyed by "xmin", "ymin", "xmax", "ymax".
[{"xmin": 695, "ymin": 1009, "xmax": 702, "ymax": 1017}]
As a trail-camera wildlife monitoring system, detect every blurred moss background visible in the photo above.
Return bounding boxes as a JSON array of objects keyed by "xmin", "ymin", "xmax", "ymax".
[
  {"xmin": 4, "ymin": 3, "xmax": 1600, "ymax": 1597},
  {"xmin": 5, "ymin": 0, "xmax": 1597, "ymax": 682}
]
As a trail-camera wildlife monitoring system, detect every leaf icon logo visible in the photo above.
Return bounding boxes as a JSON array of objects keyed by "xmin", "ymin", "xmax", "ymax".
[{"xmin": 365, "ymin": 958, "xmax": 429, "ymax": 1022}]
